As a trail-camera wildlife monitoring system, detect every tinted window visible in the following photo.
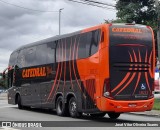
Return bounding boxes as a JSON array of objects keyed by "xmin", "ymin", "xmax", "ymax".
[
  {"xmin": 56, "ymin": 40, "xmax": 61, "ymax": 62},
  {"xmin": 86, "ymin": 30, "xmax": 100, "ymax": 56},
  {"xmin": 79, "ymin": 29, "xmax": 100, "ymax": 58},
  {"xmin": 17, "ymin": 49, "xmax": 26, "ymax": 68},
  {"xmin": 9, "ymin": 51, "xmax": 18, "ymax": 66},
  {"xmin": 78, "ymin": 34, "xmax": 87, "ymax": 59},
  {"xmin": 25, "ymin": 46, "xmax": 36, "ymax": 67},
  {"xmin": 56, "ymin": 39, "xmax": 69, "ymax": 62},
  {"xmin": 55, "ymin": 29, "xmax": 100, "ymax": 61},
  {"xmin": 66, "ymin": 37, "xmax": 71, "ymax": 61},
  {"xmin": 35, "ymin": 44, "xmax": 47, "ymax": 65},
  {"xmin": 90, "ymin": 30, "xmax": 100, "ymax": 55},
  {"xmin": 47, "ymin": 42, "xmax": 56, "ymax": 63}
]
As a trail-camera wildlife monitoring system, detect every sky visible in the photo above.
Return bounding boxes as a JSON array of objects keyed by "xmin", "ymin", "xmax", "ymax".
[{"xmin": 0, "ymin": 0, "xmax": 116, "ymax": 72}]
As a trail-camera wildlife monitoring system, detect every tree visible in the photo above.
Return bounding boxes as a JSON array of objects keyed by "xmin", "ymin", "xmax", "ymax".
[
  {"xmin": 0, "ymin": 73, "xmax": 7, "ymax": 89},
  {"xmin": 115, "ymin": 0, "xmax": 158, "ymax": 57},
  {"xmin": 115, "ymin": 0, "xmax": 157, "ymax": 31},
  {"xmin": 104, "ymin": 19, "xmax": 124, "ymax": 24}
]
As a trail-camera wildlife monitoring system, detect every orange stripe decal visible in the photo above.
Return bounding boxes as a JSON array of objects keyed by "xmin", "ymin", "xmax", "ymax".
[
  {"xmin": 72, "ymin": 36, "xmax": 85, "ymax": 98},
  {"xmin": 63, "ymin": 39, "xmax": 66, "ymax": 92},
  {"xmin": 69, "ymin": 39, "xmax": 74, "ymax": 90},
  {"xmin": 52, "ymin": 43, "xmax": 64, "ymax": 100},
  {"xmin": 116, "ymin": 72, "xmax": 136, "ymax": 96},
  {"xmin": 47, "ymin": 44, "xmax": 60, "ymax": 101},
  {"xmin": 132, "ymin": 49, "xmax": 141, "ymax": 95},
  {"xmin": 145, "ymin": 50, "xmax": 151, "ymax": 93},
  {"xmin": 149, "ymin": 51, "xmax": 153, "ymax": 78},
  {"xmin": 111, "ymin": 51, "xmax": 133, "ymax": 93},
  {"xmin": 133, "ymin": 72, "xmax": 141, "ymax": 95}
]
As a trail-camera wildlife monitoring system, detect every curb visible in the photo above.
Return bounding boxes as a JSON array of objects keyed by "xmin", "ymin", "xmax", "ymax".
[
  {"xmin": 128, "ymin": 112, "xmax": 160, "ymax": 118},
  {"xmin": 0, "ymin": 98, "xmax": 7, "ymax": 100}
]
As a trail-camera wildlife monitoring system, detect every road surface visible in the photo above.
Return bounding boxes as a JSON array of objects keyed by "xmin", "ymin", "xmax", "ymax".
[{"xmin": 0, "ymin": 100, "xmax": 160, "ymax": 130}]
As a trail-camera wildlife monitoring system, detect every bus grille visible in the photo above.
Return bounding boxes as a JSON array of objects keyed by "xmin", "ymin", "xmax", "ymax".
[{"xmin": 113, "ymin": 62, "xmax": 150, "ymax": 72}]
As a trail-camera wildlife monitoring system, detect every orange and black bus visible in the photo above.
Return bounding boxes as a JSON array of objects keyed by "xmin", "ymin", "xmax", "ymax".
[{"xmin": 4, "ymin": 23, "xmax": 155, "ymax": 119}]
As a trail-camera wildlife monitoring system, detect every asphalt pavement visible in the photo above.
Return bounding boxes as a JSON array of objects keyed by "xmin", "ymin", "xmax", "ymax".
[{"xmin": 0, "ymin": 93, "xmax": 160, "ymax": 130}]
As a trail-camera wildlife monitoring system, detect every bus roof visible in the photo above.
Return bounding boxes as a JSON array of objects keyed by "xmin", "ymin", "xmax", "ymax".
[
  {"xmin": 11, "ymin": 23, "xmax": 149, "ymax": 55},
  {"xmin": 12, "ymin": 30, "xmax": 81, "ymax": 54}
]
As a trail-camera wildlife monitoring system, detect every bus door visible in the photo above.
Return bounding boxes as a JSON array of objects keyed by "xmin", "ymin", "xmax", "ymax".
[
  {"xmin": 109, "ymin": 25, "xmax": 154, "ymax": 100},
  {"xmin": 3, "ymin": 66, "xmax": 17, "ymax": 104},
  {"xmin": 17, "ymin": 49, "xmax": 32, "ymax": 106}
]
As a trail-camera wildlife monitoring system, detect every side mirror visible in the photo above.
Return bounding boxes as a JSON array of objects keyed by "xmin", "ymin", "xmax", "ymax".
[
  {"xmin": 2, "ymin": 73, "xmax": 5, "ymax": 79},
  {"xmin": 0, "ymin": 73, "xmax": 2, "ymax": 79}
]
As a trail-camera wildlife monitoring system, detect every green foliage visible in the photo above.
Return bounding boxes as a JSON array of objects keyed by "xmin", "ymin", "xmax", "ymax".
[
  {"xmin": 153, "ymin": 99, "xmax": 160, "ymax": 110},
  {"xmin": 104, "ymin": 19, "xmax": 124, "ymax": 23},
  {"xmin": 115, "ymin": 0, "xmax": 157, "ymax": 31},
  {"xmin": 0, "ymin": 73, "xmax": 8, "ymax": 89}
]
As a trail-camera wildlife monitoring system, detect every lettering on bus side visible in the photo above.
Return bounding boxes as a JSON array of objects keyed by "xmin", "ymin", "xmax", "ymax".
[
  {"xmin": 112, "ymin": 28, "xmax": 143, "ymax": 33},
  {"xmin": 22, "ymin": 67, "xmax": 46, "ymax": 78}
]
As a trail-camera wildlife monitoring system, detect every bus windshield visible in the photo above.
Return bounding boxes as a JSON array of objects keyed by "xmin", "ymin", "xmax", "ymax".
[{"xmin": 109, "ymin": 25, "xmax": 153, "ymax": 47}]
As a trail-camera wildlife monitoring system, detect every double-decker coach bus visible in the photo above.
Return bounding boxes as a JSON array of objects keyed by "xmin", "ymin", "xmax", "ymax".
[{"xmin": 3, "ymin": 23, "xmax": 155, "ymax": 119}]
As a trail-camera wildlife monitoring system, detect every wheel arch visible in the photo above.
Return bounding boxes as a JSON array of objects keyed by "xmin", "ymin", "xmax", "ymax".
[
  {"xmin": 55, "ymin": 92, "xmax": 63, "ymax": 107},
  {"xmin": 66, "ymin": 93, "xmax": 76, "ymax": 105},
  {"xmin": 15, "ymin": 92, "xmax": 21, "ymax": 104}
]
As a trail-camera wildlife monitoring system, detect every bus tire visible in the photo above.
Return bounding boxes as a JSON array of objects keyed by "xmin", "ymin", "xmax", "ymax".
[
  {"xmin": 90, "ymin": 112, "xmax": 106, "ymax": 118},
  {"xmin": 108, "ymin": 112, "xmax": 120, "ymax": 119},
  {"xmin": 56, "ymin": 96, "xmax": 67, "ymax": 116},
  {"xmin": 69, "ymin": 97, "xmax": 81, "ymax": 118},
  {"xmin": 17, "ymin": 95, "xmax": 23, "ymax": 109}
]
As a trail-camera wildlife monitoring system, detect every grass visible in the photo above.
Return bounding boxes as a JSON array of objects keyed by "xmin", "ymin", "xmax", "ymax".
[{"xmin": 153, "ymin": 99, "xmax": 160, "ymax": 110}]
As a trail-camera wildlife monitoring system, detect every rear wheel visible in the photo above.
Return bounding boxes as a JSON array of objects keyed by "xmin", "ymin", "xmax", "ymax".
[
  {"xmin": 17, "ymin": 95, "xmax": 23, "ymax": 109},
  {"xmin": 69, "ymin": 97, "xmax": 81, "ymax": 118},
  {"xmin": 90, "ymin": 112, "xmax": 106, "ymax": 118},
  {"xmin": 108, "ymin": 112, "xmax": 120, "ymax": 119},
  {"xmin": 56, "ymin": 96, "xmax": 68, "ymax": 116}
]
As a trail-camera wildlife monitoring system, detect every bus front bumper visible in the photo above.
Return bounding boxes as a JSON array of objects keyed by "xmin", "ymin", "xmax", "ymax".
[{"xmin": 100, "ymin": 97, "xmax": 154, "ymax": 113}]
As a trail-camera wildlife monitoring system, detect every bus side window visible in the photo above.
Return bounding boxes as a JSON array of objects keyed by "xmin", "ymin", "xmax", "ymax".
[
  {"xmin": 17, "ymin": 49, "xmax": 26, "ymax": 68},
  {"xmin": 25, "ymin": 46, "xmax": 36, "ymax": 67},
  {"xmin": 9, "ymin": 51, "xmax": 18, "ymax": 66},
  {"xmin": 35, "ymin": 44, "xmax": 47, "ymax": 65},
  {"xmin": 56, "ymin": 40, "xmax": 60, "ymax": 62},
  {"xmin": 47, "ymin": 42, "xmax": 56, "ymax": 64},
  {"xmin": 78, "ymin": 34, "xmax": 87, "ymax": 59},
  {"xmin": 26, "ymin": 46, "xmax": 36, "ymax": 67},
  {"xmin": 86, "ymin": 29, "xmax": 100, "ymax": 57}
]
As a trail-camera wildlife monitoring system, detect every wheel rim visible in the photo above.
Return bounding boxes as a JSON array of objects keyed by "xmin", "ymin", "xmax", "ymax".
[
  {"xmin": 57, "ymin": 100, "xmax": 63, "ymax": 113},
  {"xmin": 70, "ymin": 101, "xmax": 76, "ymax": 115}
]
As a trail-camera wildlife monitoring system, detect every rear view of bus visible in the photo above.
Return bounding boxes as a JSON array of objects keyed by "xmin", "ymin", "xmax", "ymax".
[{"xmin": 101, "ymin": 24, "xmax": 155, "ymax": 115}]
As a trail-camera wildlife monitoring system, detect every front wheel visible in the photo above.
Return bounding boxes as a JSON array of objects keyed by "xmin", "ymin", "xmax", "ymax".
[
  {"xmin": 69, "ymin": 97, "xmax": 81, "ymax": 118},
  {"xmin": 17, "ymin": 95, "xmax": 23, "ymax": 109},
  {"xmin": 108, "ymin": 112, "xmax": 120, "ymax": 119}
]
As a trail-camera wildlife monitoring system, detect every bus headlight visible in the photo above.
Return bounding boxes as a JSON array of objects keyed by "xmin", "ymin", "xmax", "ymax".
[{"xmin": 103, "ymin": 78, "xmax": 113, "ymax": 99}]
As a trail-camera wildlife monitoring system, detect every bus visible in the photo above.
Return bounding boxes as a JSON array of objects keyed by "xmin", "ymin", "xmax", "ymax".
[{"xmin": 3, "ymin": 23, "xmax": 155, "ymax": 119}]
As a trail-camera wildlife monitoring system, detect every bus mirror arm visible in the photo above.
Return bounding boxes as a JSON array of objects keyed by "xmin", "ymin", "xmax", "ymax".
[
  {"xmin": 2, "ymin": 72, "xmax": 5, "ymax": 79},
  {"xmin": 2, "ymin": 66, "xmax": 10, "ymax": 79}
]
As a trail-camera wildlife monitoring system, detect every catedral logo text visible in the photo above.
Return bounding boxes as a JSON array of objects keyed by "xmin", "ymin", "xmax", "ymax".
[
  {"xmin": 112, "ymin": 28, "xmax": 143, "ymax": 33},
  {"xmin": 22, "ymin": 67, "xmax": 46, "ymax": 78}
]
